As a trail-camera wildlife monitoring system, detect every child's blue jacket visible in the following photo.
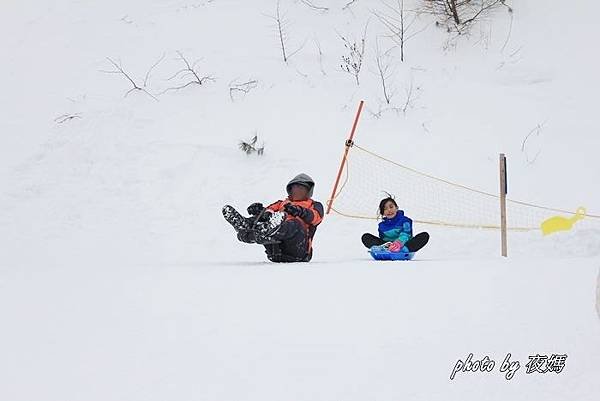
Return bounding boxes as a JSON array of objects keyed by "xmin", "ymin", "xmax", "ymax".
[{"xmin": 378, "ymin": 211, "xmax": 413, "ymax": 243}]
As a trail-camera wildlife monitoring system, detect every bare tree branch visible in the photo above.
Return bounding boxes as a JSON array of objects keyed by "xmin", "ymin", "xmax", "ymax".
[
  {"xmin": 229, "ymin": 79, "xmax": 259, "ymax": 102},
  {"xmin": 300, "ymin": 0, "xmax": 329, "ymax": 12},
  {"xmin": 401, "ymin": 78, "xmax": 414, "ymax": 114},
  {"xmin": 521, "ymin": 121, "xmax": 546, "ymax": 164},
  {"xmin": 421, "ymin": 0, "xmax": 511, "ymax": 35},
  {"xmin": 500, "ymin": 6, "xmax": 514, "ymax": 52},
  {"xmin": 144, "ymin": 53, "xmax": 166, "ymax": 87},
  {"xmin": 288, "ymin": 38, "xmax": 308, "ymax": 60},
  {"xmin": 264, "ymin": 0, "xmax": 304, "ymax": 63},
  {"xmin": 276, "ymin": 0, "xmax": 288, "ymax": 62},
  {"xmin": 343, "ymin": 0, "xmax": 360, "ymax": 11},
  {"xmin": 339, "ymin": 22, "xmax": 369, "ymax": 86},
  {"xmin": 374, "ymin": 37, "xmax": 396, "ymax": 104},
  {"xmin": 314, "ymin": 38, "xmax": 327, "ymax": 75},
  {"xmin": 373, "ymin": 0, "xmax": 427, "ymax": 62},
  {"xmin": 101, "ymin": 57, "xmax": 159, "ymax": 101},
  {"xmin": 159, "ymin": 51, "xmax": 215, "ymax": 95},
  {"xmin": 54, "ymin": 113, "xmax": 82, "ymax": 124}
]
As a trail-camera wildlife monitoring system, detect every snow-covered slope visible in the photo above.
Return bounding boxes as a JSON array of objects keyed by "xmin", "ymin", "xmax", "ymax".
[{"xmin": 1, "ymin": 1, "xmax": 599, "ymax": 400}]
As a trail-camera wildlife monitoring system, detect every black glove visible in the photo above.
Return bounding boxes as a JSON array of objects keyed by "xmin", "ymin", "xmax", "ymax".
[
  {"xmin": 247, "ymin": 202, "xmax": 264, "ymax": 216},
  {"xmin": 284, "ymin": 203, "xmax": 304, "ymax": 217}
]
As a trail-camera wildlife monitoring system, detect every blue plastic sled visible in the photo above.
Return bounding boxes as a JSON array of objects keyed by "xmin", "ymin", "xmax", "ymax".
[{"xmin": 369, "ymin": 247, "xmax": 415, "ymax": 261}]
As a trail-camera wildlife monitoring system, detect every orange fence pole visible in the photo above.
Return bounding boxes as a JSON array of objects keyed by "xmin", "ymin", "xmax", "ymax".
[{"xmin": 326, "ymin": 100, "xmax": 364, "ymax": 214}]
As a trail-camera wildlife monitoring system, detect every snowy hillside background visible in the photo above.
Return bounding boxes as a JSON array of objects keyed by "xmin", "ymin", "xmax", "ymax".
[{"xmin": 1, "ymin": 1, "xmax": 599, "ymax": 400}]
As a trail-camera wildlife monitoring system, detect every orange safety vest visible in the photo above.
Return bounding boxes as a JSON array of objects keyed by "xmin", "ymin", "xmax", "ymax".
[{"xmin": 266, "ymin": 198, "xmax": 323, "ymax": 254}]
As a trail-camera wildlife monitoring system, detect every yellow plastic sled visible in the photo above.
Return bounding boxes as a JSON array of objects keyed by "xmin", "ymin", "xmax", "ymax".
[{"xmin": 541, "ymin": 207, "xmax": 586, "ymax": 236}]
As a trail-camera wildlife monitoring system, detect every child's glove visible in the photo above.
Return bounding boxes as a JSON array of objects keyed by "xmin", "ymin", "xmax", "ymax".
[{"xmin": 387, "ymin": 240, "xmax": 404, "ymax": 252}]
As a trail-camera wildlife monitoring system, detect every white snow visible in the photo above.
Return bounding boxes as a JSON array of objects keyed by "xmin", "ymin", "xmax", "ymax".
[{"xmin": 1, "ymin": 1, "xmax": 599, "ymax": 400}]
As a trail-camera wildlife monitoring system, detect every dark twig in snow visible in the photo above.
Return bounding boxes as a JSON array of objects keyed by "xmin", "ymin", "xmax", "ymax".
[
  {"xmin": 101, "ymin": 57, "xmax": 159, "ymax": 101},
  {"xmin": 160, "ymin": 51, "xmax": 215, "ymax": 95}
]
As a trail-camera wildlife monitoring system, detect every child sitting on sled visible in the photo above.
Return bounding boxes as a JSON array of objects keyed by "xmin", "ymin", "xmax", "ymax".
[
  {"xmin": 361, "ymin": 195, "xmax": 429, "ymax": 254},
  {"xmin": 361, "ymin": 196, "xmax": 412, "ymax": 252}
]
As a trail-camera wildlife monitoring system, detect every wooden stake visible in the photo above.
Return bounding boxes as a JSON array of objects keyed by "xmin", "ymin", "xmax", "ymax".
[{"xmin": 499, "ymin": 153, "xmax": 508, "ymax": 257}]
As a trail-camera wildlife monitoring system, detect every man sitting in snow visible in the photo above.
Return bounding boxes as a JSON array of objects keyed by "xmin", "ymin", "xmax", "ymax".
[{"xmin": 222, "ymin": 173, "xmax": 324, "ymax": 262}]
